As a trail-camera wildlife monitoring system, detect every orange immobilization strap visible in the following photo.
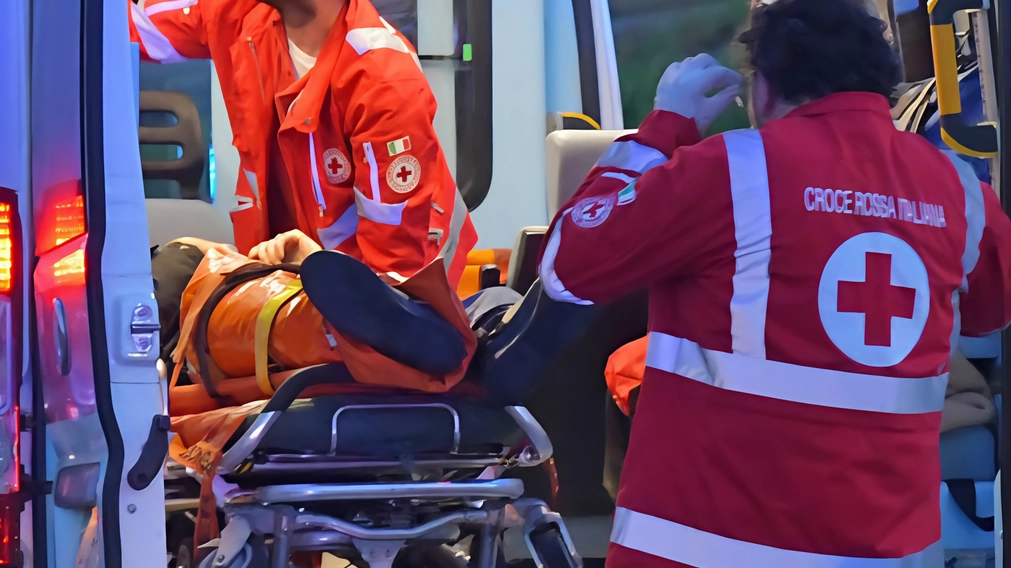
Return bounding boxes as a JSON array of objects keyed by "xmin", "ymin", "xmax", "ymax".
[
  {"xmin": 254, "ymin": 279, "xmax": 304, "ymax": 396},
  {"xmin": 169, "ymin": 401, "xmax": 266, "ymax": 563}
]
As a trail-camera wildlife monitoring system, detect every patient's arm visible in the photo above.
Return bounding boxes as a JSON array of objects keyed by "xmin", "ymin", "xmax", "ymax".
[{"xmin": 941, "ymin": 351, "xmax": 995, "ymax": 433}]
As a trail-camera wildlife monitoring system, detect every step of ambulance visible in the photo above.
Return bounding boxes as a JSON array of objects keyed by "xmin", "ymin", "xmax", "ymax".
[{"xmin": 223, "ymin": 392, "xmax": 525, "ymax": 460}]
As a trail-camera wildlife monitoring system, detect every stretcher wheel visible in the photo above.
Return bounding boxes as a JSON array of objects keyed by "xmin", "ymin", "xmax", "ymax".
[
  {"xmin": 197, "ymin": 534, "xmax": 268, "ymax": 568},
  {"xmin": 175, "ymin": 537, "xmax": 194, "ymax": 568},
  {"xmin": 528, "ymin": 526, "xmax": 580, "ymax": 568}
]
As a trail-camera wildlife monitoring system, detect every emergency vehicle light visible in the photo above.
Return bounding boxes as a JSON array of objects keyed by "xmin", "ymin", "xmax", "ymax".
[
  {"xmin": 0, "ymin": 190, "xmax": 21, "ymax": 567},
  {"xmin": 0, "ymin": 204, "xmax": 14, "ymax": 294},
  {"xmin": 0, "ymin": 493, "xmax": 20, "ymax": 565}
]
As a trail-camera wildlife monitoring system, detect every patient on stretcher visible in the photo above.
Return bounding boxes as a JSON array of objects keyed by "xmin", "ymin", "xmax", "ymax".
[{"xmin": 154, "ymin": 234, "xmax": 597, "ymax": 416}]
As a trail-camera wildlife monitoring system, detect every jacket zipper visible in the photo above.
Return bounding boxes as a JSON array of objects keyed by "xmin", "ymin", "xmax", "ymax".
[
  {"xmin": 248, "ymin": 38, "xmax": 267, "ymax": 103},
  {"xmin": 308, "ymin": 132, "xmax": 327, "ymax": 216}
]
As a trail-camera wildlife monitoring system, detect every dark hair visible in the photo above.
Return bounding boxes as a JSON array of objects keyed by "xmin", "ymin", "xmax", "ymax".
[{"xmin": 739, "ymin": 0, "xmax": 901, "ymax": 103}]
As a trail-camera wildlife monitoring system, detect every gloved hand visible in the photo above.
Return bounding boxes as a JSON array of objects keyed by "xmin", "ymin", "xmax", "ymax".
[
  {"xmin": 248, "ymin": 229, "xmax": 323, "ymax": 265},
  {"xmin": 654, "ymin": 53, "xmax": 742, "ymax": 132}
]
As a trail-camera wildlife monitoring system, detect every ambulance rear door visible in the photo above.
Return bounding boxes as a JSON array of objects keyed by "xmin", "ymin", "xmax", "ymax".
[{"xmin": 30, "ymin": 0, "xmax": 167, "ymax": 565}]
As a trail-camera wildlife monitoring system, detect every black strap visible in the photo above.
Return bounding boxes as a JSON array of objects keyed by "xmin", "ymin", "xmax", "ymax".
[{"xmin": 946, "ymin": 479, "xmax": 995, "ymax": 532}]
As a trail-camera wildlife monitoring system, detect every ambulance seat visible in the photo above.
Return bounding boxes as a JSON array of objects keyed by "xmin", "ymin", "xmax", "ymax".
[
  {"xmin": 138, "ymin": 89, "xmax": 234, "ymax": 247},
  {"xmin": 938, "ymin": 392, "xmax": 1000, "ymax": 553},
  {"xmin": 505, "ymin": 130, "xmax": 635, "ymax": 294},
  {"xmin": 503, "ymin": 129, "xmax": 648, "ymax": 525},
  {"xmin": 145, "ymin": 198, "xmax": 233, "ymax": 248},
  {"xmin": 545, "ymin": 129, "xmax": 635, "ymax": 217}
]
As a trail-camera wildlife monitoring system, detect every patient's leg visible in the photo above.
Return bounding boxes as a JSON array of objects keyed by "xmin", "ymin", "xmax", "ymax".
[{"xmin": 300, "ymin": 251, "xmax": 469, "ymax": 376}]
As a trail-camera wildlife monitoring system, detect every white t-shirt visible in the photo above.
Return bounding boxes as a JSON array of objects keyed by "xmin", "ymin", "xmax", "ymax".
[{"xmin": 288, "ymin": 39, "xmax": 318, "ymax": 80}]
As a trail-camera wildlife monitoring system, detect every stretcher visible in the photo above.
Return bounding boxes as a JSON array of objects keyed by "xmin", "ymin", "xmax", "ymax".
[{"xmin": 165, "ymin": 270, "xmax": 594, "ymax": 568}]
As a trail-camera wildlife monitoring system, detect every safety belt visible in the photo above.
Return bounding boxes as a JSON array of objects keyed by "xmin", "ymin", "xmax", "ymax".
[
  {"xmin": 254, "ymin": 279, "xmax": 305, "ymax": 396},
  {"xmin": 946, "ymin": 478, "xmax": 995, "ymax": 532}
]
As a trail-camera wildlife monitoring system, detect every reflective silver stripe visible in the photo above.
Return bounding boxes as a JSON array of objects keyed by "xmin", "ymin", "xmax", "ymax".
[
  {"xmin": 317, "ymin": 204, "xmax": 358, "ymax": 249},
  {"xmin": 347, "ymin": 28, "xmax": 410, "ymax": 55},
  {"xmin": 943, "ymin": 151, "xmax": 986, "ymax": 343},
  {"xmin": 724, "ymin": 129, "xmax": 772, "ymax": 359},
  {"xmin": 130, "ymin": 2, "xmax": 189, "ymax": 63},
  {"xmin": 436, "ymin": 191, "xmax": 468, "ymax": 265},
  {"xmin": 363, "ymin": 142, "xmax": 381, "ymax": 201},
  {"xmin": 346, "ymin": 25, "xmax": 422, "ymax": 69},
  {"xmin": 942, "ymin": 151, "xmax": 986, "ymax": 289},
  {"xmin": 612, "ymin": 507, "xmax": 944, "ymax": 568},
  {"xmin": 539, "ymin": 211, "xmax": 593, "ymax": 306},
  {"xmin": 353, "ymin": 187, "xmax": 405, "ymax": 226},
  {"xmin": 242, "ymin": 168, "xmax": 261, "ymax": 209},
  {"xmin": 595, "ymin": 140, "xmax": 667, "ymax": 173},
  {"xmin": 229, "ymin": 195, "xmax": 254, "ymax": 214},
  {"xmin": 308, "ymin": 133, "xmax": 327, "ymax": 212},
  {"xmin": 645, "ymin": 332, "xmax": 947, "ymax": 414},
  {"xmin": 601, "ymin": 171, "xmax": 637, "ymax": 184}
]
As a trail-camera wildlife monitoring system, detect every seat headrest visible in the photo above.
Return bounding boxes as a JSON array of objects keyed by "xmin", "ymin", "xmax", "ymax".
[
  {"xmin": 545, "ymin": 129, "xmax": 636, "ymax": 218},
  {"xmin": 145, "ymin": 198, "xmax": 234, "ymax": 248}
]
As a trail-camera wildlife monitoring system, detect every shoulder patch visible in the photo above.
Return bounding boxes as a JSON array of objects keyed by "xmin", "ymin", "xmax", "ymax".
[
  {"xmin": 571, "ymin": 194, "xmax": 616, "ymax": 228},
  {"xmin": 323, "ymin": 148, "xmax": 351, "ymax": 184}
]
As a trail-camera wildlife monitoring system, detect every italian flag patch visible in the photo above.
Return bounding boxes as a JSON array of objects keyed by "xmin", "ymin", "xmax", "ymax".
[
  {"xmin": 617, "ymin": 181, "xmax": 636, "ymax": 205},
  {"xmin": 387, "ymin": 137, "xmax": 412, "ymax": 156}
]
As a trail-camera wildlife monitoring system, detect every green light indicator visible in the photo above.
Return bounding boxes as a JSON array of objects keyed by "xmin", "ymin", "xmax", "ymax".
[{"xmin": 463, "ymin": 44, "xmax": 473, "ymax": 62}]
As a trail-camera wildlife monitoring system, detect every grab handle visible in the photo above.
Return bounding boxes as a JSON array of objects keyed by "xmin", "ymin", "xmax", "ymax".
[{"xmin": 928, "ymin": 0, "xmax": 998, "ymax": 157}]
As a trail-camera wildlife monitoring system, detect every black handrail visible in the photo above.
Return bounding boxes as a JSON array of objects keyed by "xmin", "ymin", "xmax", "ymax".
[
  {"xmin": 456, "ymin": 0, "xmax": 494, "ymax": 211},
  {"xmin": 998, "ymin": 0, "xmax": 1011, "ymax": 559},
  {"xmin": 572, "ymin": 0, "xmax": 603, "ymax": 127}
]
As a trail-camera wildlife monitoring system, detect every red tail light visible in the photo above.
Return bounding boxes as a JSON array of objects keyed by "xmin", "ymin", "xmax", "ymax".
[
  {"xmin": 0, "ymin": 188, "xmax": 22, "ymax": 567},
  {"xmin": 0, "ymin": 203, "xmax": 14, "ymax": 294},
  {"xmin": 0, "ymin": 494, "xmax": 19, "ymax": 565}
]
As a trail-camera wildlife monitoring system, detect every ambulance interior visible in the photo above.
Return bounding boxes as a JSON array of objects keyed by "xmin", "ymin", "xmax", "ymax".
[
  {"xmin": 139, "ymin": 1, "xmax": 630, "ymax": 565},
  {"xmin": 7, "ymin": 0, "xmax": 1011, "ymax": 566}
]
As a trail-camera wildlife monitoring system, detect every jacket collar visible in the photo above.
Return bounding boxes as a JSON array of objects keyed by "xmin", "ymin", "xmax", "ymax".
[
  {"xmin": 784, "ymin": 92, "xmax": 893, "ymax": 120},
  {"xmin": 278, "ymin": 0, "xmax": 360, "ymax": 134}
]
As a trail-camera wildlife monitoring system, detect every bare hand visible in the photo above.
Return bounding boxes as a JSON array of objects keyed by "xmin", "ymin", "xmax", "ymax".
[{"xmin": 247, "ymin": 230, "xmax": 323, "ymax": 265}]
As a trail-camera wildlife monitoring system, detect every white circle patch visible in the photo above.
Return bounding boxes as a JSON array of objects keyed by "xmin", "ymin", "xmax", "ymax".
[
  {"xmin": 571, "ymin": 194, "xmax": 616, "ymax": 228},
  {"xmin": 387, "ymin": 155, "xmax": 422, "ymax": 193},
  {"xmin": 817, "ymin": 232, "xmax": 929, "ymax": 368},
  {"xmin": 323, "ymin": 148, "xmax": 351, "ymax": 184}
]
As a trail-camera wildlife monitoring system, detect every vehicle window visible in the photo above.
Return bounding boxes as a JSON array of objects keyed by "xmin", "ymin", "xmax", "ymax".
[
  {"xmin": 609, "ymin": 0, "xmax": 751, "ymax": 135},
  {"xmin": 139, "ymin": 60, "xmax": 214, "ymax": 202}
]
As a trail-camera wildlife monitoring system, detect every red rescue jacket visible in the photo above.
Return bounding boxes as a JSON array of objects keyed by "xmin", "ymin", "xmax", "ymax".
[
  {"xmin": 129, "ymin": 0, "xmax": 477, "ymax": 286},
  {"xmin": 540, "ymin": 93, "xmax": 1011, "ymax": 567}
]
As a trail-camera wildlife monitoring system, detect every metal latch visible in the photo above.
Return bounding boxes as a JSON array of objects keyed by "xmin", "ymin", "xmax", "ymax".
[{"xmin": 129, "ymin": 304, "xmax": 159, "ymax": 356}]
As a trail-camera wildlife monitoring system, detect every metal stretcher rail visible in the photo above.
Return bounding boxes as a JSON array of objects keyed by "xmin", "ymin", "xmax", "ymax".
[{"xmin": 230, "ymin": 479, "xmax": 526, "ymax": 505}]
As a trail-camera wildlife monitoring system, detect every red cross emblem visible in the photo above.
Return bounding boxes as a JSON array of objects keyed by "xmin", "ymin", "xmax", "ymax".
[
  {"xmin": 837, "ymin": 252, "xmax": 916, "ymax": 347},
  {"xmin": 571, "ymin": 195, "xmax": 616, "ymax": 228},
  {"xmin": 322, "ymin": 148, "xmax": 350, "ymax": 184},
  {"xmin": 326, "ymin": 155, "xmax": 344, "ymax": 178},
  {"xmin": 582, "ymin": 201, "xmax": 606, "ymax": 220},
  {"xmin": 387, "ymin": 155, "xmax": 422, "ymax": 193},
  {"xmin": 818, "ymin": 232, "xmax": 929, "ymax": 368},
  {"xmin": 396, "ymin": 164, "xmax": 414, "ymax": 184}
]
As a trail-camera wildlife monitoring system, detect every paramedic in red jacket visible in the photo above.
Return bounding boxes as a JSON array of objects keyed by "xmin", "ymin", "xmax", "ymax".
[
  {"xmin": 539, "ymin": 0, "xmax": 1011, "ymax": 566},
  {"xmin": 128, "ymin": 0, "xmax": 476, "ymax": 286}
]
